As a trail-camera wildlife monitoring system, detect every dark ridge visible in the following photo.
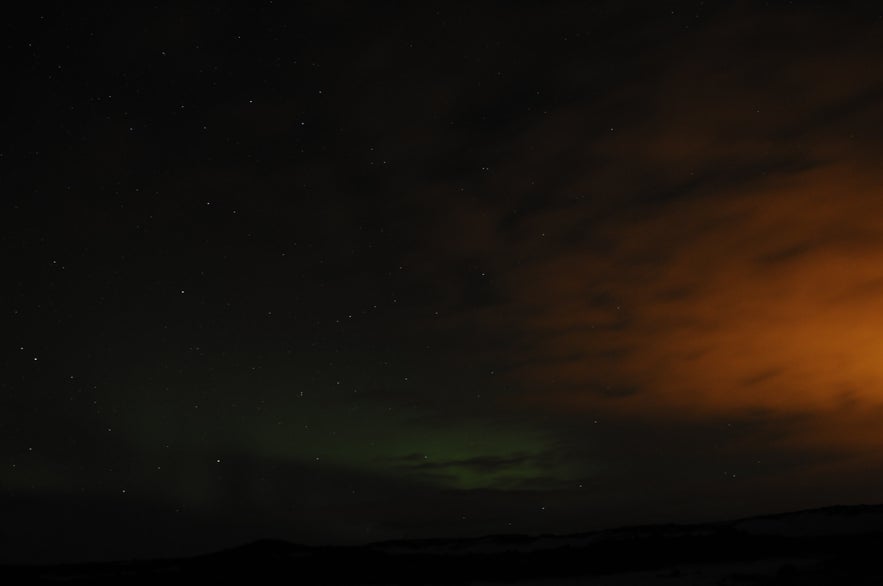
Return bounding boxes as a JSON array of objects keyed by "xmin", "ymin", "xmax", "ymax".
[{"xmin": 6, "ymin": 503, "xmax": 883, "ymax": 584}]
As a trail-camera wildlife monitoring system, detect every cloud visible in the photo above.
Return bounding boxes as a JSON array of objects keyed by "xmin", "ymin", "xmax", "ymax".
[{"xmin": 384, "ymin": 4, "xmax": 883, "ymax": 455}]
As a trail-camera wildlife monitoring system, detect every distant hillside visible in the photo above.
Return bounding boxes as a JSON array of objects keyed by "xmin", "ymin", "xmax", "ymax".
[{"xmin": 7, "ymin": 504, "xmax": 883, "ymax": 584}]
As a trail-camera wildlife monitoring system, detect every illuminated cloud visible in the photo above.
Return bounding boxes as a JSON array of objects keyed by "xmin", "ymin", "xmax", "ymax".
[{"xmin": 401, "ymin": 6, "xmax": 883, "ymax": 453}]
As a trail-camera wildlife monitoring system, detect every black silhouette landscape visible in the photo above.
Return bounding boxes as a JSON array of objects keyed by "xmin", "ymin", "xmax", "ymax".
[{"xmin": 6, "ymin": 504, "xmax": 883, "ymax": 584}]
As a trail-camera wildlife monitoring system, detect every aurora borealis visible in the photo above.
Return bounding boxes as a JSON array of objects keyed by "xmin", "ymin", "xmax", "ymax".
[{"xmin": 8, "ymin": 1, "xmax": 883, "ymax": 564}]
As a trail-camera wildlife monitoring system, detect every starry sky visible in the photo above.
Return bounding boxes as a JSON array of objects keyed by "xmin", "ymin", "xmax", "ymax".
[{"xmin": 7, "ymin": 0, "xmax": 883, "ymax": 563}]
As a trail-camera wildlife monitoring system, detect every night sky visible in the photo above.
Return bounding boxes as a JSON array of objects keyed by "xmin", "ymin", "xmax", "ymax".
[{"xmin": 7, "ymin": 1, "xmax": 883, "ymax": 564}]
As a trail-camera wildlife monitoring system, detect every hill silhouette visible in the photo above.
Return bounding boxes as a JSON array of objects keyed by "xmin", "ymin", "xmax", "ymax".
[{"xmin": 6, "ymin": 504, "xmax": 883, "ymax": 584}]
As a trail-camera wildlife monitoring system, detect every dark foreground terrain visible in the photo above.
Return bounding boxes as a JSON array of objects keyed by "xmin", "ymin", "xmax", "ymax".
[{"xmin": 6, "ymin": 505, "xmax": 883, "ymax": 584}]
